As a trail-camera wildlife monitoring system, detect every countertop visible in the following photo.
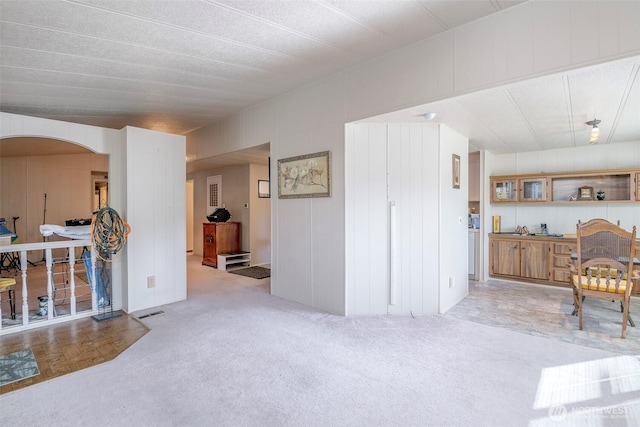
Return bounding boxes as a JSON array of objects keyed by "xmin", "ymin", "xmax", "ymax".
[{"xmin": 489, "ymin": 233, "xmax": 640, "ymax": 245}]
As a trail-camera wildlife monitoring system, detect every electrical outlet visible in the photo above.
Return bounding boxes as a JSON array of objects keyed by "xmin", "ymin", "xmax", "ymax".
[
  {"xmin": 448, "ymin": 277, "xmax": 454, "ymax": 288},
  {"xmin": 147, "ymin": 276, "xmax": 156, "ymax": 288}
]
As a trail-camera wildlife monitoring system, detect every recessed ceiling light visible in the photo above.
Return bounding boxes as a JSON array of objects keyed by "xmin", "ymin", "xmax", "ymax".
[{"xmin": 423, "ymin": 112, "xmax": 436, "ymax": 120}]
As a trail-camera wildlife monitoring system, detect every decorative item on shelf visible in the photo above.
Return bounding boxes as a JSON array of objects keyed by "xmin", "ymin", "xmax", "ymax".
[
  {"xmin": 578, "ymin": 185, "xmax": 594, "ymax": 201},
  {"xmin": 493, "ymin": 215, "xmax": 501, "ymax": 233},
  {"xmin": 596, "ymin": 190, "xmax": 605, "ymax": 200},
  {"xmin": 514, "ymin": 225, "xmax": 528, "ymax": 235},
  {"xmin": 570, "ymin": 194, "xmax": 577, "ymax": 201}
]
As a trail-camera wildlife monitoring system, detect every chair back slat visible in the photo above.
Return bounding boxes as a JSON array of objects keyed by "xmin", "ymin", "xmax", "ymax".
[{"xmin": 576, "ymin": 219, "xmax": 636, "ymax": 295}]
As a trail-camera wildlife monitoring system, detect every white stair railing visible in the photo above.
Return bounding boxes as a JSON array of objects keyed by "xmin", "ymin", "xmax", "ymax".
[{"xmin": 0, "ymin": 239, "xmax": 97, "ymax": 335}]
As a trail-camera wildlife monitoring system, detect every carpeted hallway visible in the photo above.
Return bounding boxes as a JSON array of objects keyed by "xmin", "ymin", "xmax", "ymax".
[{"xmin": 1, "ymin": 255, "xmax": 639, "ymax": 426}]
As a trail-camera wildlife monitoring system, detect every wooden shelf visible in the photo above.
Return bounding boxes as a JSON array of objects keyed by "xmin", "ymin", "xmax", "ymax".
[{"xmin": 490, "ymin": 168, "xmax": 639, "ymax": 204}]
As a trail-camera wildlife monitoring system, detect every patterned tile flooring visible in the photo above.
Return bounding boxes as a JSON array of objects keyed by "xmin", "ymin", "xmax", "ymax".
[{"xmin": 446, "ymin": 279, "xmax": 640, "ymax": 356}]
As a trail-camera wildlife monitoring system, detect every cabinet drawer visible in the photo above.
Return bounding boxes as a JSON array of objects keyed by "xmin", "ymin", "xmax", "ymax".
[
  {"xmin": 553, "ymin": 270, "xmax": 572, "ymax": 283},
  {"xmin": 554, "ymin": 256, "xmax": 572, "ymax": 268},
  {"xmin": 554, "ymin": 243, "xmax": 575, "ymax": 255}
]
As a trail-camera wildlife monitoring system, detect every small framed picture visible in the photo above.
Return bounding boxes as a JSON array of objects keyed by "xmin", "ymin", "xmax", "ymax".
[
  {"xmin": 578, "ymin": 185, "xmax": 593, "ymax": 201},
  {"xmin": 452, "ymin": 154, "xmax": 460, "ymax": 189},
  {"xmin": 258, "ymin": 180, "xmax": 270, "ymax": 198}
]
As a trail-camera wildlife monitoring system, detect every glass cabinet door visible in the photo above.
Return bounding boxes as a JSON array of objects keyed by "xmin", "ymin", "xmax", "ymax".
[
  {"xmin": 636, "ymin": 173, "xmax": 640, "ymax": 201},
  {"xmin": 520, "ymin": 178, "xmax": 548, "ymax": 202},
  {"xmin": 491, "ymin": 178, "xmax": 518, "ymax": 203}
]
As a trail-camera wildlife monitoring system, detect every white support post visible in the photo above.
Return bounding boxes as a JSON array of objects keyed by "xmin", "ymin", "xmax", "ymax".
[
  {"xmin": 69, "ymin": 249, "xmax": 76, "ymax": 316},
  {"xmin": 45, "ymin": 248, "xmax": 54, "ymax": 320},
  {"xmin": 389, "ymin": 201, "xmax": 397, "ymax": 306},
  {"xmin": 20, "ymin": 250, "xmax": 28, "ymax": 325},
  {"xmin": 90, "ymin": 249, "xmax": 97, "ymax": 311}
]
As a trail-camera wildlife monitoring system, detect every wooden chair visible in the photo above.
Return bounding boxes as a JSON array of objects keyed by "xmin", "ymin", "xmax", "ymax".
[
  {"xmin": 571, "ymin": 219, "xmax": 639, "ymax": 338},
  {"xmin": 0, "ymin": 277, "xmax": 17, "ymax": 320}
]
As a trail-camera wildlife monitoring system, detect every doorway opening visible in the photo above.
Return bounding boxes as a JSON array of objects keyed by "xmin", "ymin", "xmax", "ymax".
[{"xmin": 93, "ymin": 172, "xmax": 108, "ymax": 212}]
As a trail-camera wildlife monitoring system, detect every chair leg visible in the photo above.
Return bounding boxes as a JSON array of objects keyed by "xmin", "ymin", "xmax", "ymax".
[
  {"xmin": 8, "ymin": 288, "xmax": 16, "ymax": 320},
  {"xmin": 622, "ymin": 298, "xmax": 630, "ymax": 339},
  {"xmin": 578, "ymin": 291, "xmax": 583, "ymax": 331}
]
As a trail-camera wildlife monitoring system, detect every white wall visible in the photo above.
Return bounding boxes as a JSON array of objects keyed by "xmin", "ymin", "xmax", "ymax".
[
  {"xmin": 186, "ymin": 180, "xmax": 194, "ymax": 252},
  {"xmin": 186, "ymin": 0, "xmax": 639, "ymax": 315},
  {"xmin": 438, "ymin": 126, "xmax": 470, "ymax": 313},
  {"xmin": 124, "ymin": 126, "xmax": 186, "ymax": 312},
  {"xmin": 345, "ymin": 123, "xmax": 388, "ymax": 315},
  {"xmin": 345, "ymin": 123, "xmax": 468, "ymax": 316},
  {"xmin": 249, "ymin": 163, "xmax": 271, "ymax": 265},
  {"xmin": 0, "ymin": 113, "xmax": 187, "ymax": 314}
]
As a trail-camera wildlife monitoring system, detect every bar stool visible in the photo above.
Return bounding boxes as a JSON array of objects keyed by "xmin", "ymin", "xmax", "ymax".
[{"xmin": 0, "ymin": 277, "xmax": 17, "ymax": 320}]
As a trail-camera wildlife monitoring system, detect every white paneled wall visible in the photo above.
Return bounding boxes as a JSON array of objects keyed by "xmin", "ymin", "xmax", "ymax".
[
  {"xmin": 125, "ymin": 127, "xmax": 186, "ymax": 312},
  {"xmin": 187, "ymin": 0, "xmax": 639, "ymax": 315},
  {"xmin": 345, "ymin": 123, "xmax": 388, "ymax": 315},
  {"xmin": 346, "ymin": 123, "xmax": 468, "ymax": 316},
  {"xmin": 438, "ymin": 126, "xmax": 470, "ymax": 314}
]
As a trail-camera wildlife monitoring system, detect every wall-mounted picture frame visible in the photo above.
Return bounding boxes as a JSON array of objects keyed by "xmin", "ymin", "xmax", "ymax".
[
  {"xmin": 258, "ymin": 180, "xmax": 270, "ymax": 198},
  {"xmin": 452, "ymin": 154, "xmax": 461, "ymax": 189},
  {"xmin": 578, "ymin": 185, "xmax": 594, "ymax": 201},
  {"xmin": 278, "ymin": 151, "xmax": 331, "ymax": 199}
]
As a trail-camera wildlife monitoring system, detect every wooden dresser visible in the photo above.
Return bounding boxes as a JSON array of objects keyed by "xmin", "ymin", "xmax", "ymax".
[{"xmin": 202, "ymin": 222, "xmax": 241, "ymax": 268}]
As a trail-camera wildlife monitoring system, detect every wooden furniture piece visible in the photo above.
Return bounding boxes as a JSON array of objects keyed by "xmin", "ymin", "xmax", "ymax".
[
  {"xmin": 490, "ymin": 237, "xmax": 550, "ymax": 281},
  {"xmin": 570, "ymin": 219, "xmax": 639, "ymax": 338},
  {"xmin": 202, "ymin": 222, "xmax": 241, "ymax": 268},
  {"xmin": 490, "ymin": 168, "xmax": 639, "ymax": 204},
  {"xmin": 489, "ymin": 233, "xmax": 640, "ymax": 294},
  {"xmin": 0, "ymin": 277, "xmax": 17, "ymax": 320}
]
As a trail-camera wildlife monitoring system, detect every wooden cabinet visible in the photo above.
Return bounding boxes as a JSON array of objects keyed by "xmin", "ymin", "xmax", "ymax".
[
  {"xmin": 491, "ymin": 178, "xmax": 518, "ymax": 203},
  {"xmin": 490, "ymin": 176, "xmax": 548, "ymax": 203},
  {"xmin": 490, "ymin": 237, "xmax": 549, "ymax": 280},
  {"xmin": 491, "ymin": 239, "xmax": 520, "ymax": 276},
  {"xmin": 520, "ymin": 177, "xmax": 548, "ymax": 202},
  {"xmin": 490, "ymin": 168, "xmax": 639, "ymax": 204},
  {"xmin": 521, "ymin": 241, "xmax": 550, "ymax": 280},
  {"xmin": 490, "ymin": 234, "xmax": 640, "ymax": 292},
  {"xmin": 202, "ymin": 222, "xmax": 241, "ymax": 268}
]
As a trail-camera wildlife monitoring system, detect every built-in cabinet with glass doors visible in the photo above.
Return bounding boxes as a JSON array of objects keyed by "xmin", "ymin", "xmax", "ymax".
[{"xmin": 490, "ymin": 169, "xmax": 639, "ymax": 204}]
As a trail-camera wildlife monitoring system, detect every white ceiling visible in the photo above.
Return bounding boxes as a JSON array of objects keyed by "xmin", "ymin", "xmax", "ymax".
[{"xmin": 1, "ymin": 0, "xmax": 638, "ymax": 169}]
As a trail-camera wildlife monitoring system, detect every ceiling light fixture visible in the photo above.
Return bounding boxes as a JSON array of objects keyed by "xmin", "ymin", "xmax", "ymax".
[
  {"xmin": 423, "ymin": 112, "xmax": 436, "ymax": 120},
  {"xmin": 586, "ymin": 118, "xmax": 601, "ymax": 144}
]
